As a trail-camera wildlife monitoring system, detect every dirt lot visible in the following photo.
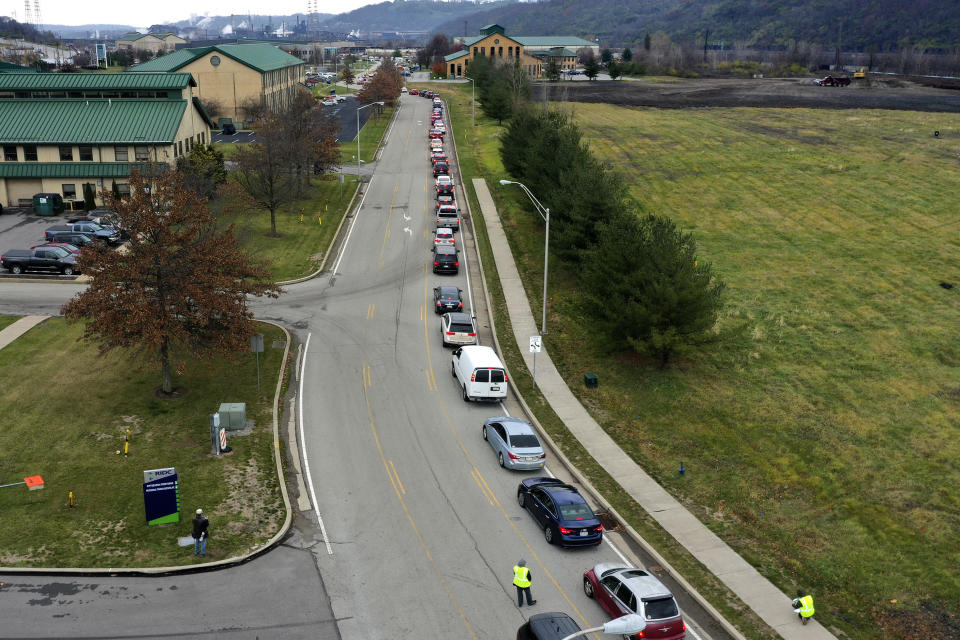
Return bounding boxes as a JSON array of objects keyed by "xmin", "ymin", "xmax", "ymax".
[{"xmin": 540, "ymin": 76, "xmax": 960, "ymax": 112}]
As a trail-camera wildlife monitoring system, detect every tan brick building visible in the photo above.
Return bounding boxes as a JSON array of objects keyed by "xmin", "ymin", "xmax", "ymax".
[
  {"xmin": 116, "ymin": 32, "xmax": 188, "ymax": 55},
  {"xmin": 131, "ymin": 44, "xmax": 305, "ymax": 124},
  {"xmin": 444, "ymin": 24, "xmax": 597, "ymax": 78}
]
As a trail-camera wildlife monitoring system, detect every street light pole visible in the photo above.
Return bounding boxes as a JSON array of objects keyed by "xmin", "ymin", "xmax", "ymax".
[
  {"xmin": 500, "ymin": 180, "xmax": 550, "ymax": 336},
  {"xmin": 559, "ymin": 613, "xmax": 646, "ymax": 640},
  {"xmin": 356, "ymin": 101, "xmax": 384, "ymax": 182}
]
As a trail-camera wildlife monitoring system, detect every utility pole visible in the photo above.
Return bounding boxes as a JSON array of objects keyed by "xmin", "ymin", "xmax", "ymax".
[{"xmin": 835, "ymin": 20, "xmax": 842, "ymax": 71}]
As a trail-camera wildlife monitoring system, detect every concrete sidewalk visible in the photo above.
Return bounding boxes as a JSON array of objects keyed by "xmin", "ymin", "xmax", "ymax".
[
  {"xmin": 0, "ymin": 315, "xmax": 49, "ymax": 350},
  {"xmin": 472, "ymin": 178, "xmax": 834, "ymax": 640}
]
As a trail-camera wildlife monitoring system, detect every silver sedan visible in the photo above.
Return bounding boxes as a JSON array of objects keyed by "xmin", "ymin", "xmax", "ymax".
[{"xmin": 481, "ymin": 417, "xmax": 546, "ymax": 470}]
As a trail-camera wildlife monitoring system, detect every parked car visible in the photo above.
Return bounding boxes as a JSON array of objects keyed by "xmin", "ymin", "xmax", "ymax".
[
  {"xmin": 440, "ymin": 312, "xmax": 477, "ymax": 347},
  {"xmin": 434, "ymin": 227, "xmax": 456, "ymax": 247},
  {"xmin": 409, "ymin": 89, "xmax": 419, "ymax": 95},
  {"xmin": 401, "ymin": 87, "xmax": 408, "ymax": 93},
  {"xmin": 517, "ymin": 613, "xmax": 582, "ymax": 640},
  {"xmin": 583, "ymin": 563, "xmax": 686, "ymax": 640},
  {"xmin": 45, "ymin": 222, "xmax": 119, "ymax": 245},
  {"xmin": 433, "ymin": 162, "xmax": 450, "ymax": 177},
  {"xmin": 432, "ymin": 245, "xmax": 459, "ymax": 274},
  {"xmin": 1, "ymin": 246, "xmax": 79, "ymax": 275},
  {"xmin": 42, "ymin": 231, "xmax": 96, "ymax": 249},
  {"xmin": 482, "ymin": 417, "xmax": 546, "ymax": 470},
  {"xmin": 517, "ymin": 477, "xmax": 603, "ymax": 547},
  {"xmin": 433, "ymin": 285, "xmax": 463, "ymax": 314},
  {"xmin": 31, "ymin": 242, "xmax": 81, "ymax": 255}
]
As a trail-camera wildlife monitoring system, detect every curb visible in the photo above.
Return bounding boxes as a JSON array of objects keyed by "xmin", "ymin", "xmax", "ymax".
[
  {"xmin": 450, "ymin": 93, "xmax": 748, "ymax": 639},
  {"xmin": 0, "ymin": 322, "xmax": 294, "ymax": 576}
]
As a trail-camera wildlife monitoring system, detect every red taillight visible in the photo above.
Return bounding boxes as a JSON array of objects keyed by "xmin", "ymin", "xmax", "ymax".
[
  {"xmin": 434, "ymin": 261, "xmax": 439, "ymax": 266},
  {"xmin": 504, "ymin": 374, "xmax": 509, "ymax": 381},
  {"xmin": 470, "ymin": 373, "xmax": 476, "ymax": 381},
  {"xmin": 445, "ymin": 331, "xmax": 455, "ymax": 336},
  {"xmin": 436, "ymin": 301, "xmax": 442, "ymax": 306},
  {"xmin": 507, "ymin": 451, "xmax": 517, "ymax": 460},
  {"xmin": 558, "ymin": 526, "xmax": 574, "ymax": 535},
  {"xmin": 454, "ymin": 261, "xmax": 459, "ymax": 266},
  {"xmin": 637, "ymin": 632, "xmax": 644, "ymax": 638},
  {"xmin": 595, "ymin": 524, "xmax": 604, "ymax": 532},
  {"xmin": 468, "ymin": 332, "xmax": 476, "ymax": 336},
  {"xmin": 682, "ymin": 622, "xmax": 686, "ymax": 631}
]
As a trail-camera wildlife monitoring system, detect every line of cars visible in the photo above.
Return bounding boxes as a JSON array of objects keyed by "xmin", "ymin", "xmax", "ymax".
[
  {"xmin": 0, "ymin": 210, "xmax": 124, "ymax": 275},
  {"xmin": 419, "ymin": 93, "xmax": 687, "ymax": 640}
]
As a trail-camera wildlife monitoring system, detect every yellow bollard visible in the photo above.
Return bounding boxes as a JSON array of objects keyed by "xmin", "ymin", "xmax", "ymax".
[
  {"xmin": 124, "ymin": 440, "xmax": 129, "ymax": 456},
  {"xmin": 68, "ymin": 491, "xmax": 76, "ymax": 507},
  {"xmin": 317, "ymin": 215, "xmax": 322, "ymax": 225}
]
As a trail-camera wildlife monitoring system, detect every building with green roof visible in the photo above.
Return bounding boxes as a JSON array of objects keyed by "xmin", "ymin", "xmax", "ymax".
[
  {"xmin": 116, "ymin": 32, "xmax": 188, "ymax": 56},
  {"xmin": 131, "ymin": 44, "xmax": 306, "ymax": 123},
  {"xmin": 443, "ymin": 24, "xmax": 598, "ymax": 78},
  {"xmin": 0, "ymin": 72, "xmax": 212, "ymax": 209}
]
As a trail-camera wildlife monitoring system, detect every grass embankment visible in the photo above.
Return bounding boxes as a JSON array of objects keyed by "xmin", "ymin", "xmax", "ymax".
[
  {"xmin": 339, "ymin": 105, "xmax": 394, "ymax": 164},
  {"xmin": 217, "ymin": 174, "xmax": 358, "ymax": 282},
  {"xmin": 446, "ymin": 83, "xmax": 960, "ymax": 638},
  {"xmin": 0, "ymin": 315, "xmax": 20, "ymax": 332},
  {"xmin": 0, "ymin": 318, "xmax": 287, "ymax": 568}
]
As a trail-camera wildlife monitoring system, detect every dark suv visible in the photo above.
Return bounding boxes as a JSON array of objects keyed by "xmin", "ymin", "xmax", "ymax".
[
  {"xmin": 432, "ymin": 245, "xmax": 459, "ymax": 274},
  {"xmin": 517, "ymin": 613, "xmax": 582, "ymax": 640}
]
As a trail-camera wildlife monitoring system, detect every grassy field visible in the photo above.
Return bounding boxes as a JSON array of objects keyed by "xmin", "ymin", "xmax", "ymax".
[
  {"xmin": 217, "ymin": 174, "xmax": 358, "ymax": 281},
  {"xmin": 0, "ymin": 315, "xmax": 20, "ymax": 332},
  {"xmin": 0, "ymin": 318, "xmax": 287, "ymax": 568},
  {"xmin": 443, "ymin": 83, "xmax": 960, "ymax": 638}
]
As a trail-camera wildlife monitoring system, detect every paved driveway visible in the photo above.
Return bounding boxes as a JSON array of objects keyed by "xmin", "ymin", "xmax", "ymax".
[{"xmin": 0, "ymin": 210, "xmax": 66, "ymax": 254}]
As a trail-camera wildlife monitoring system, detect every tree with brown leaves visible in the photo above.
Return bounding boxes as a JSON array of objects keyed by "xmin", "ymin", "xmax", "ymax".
[
  {"xmin": 232, "ymin": 112, "xmax": 295, "ymax": 236},
  {"xmin": 357, "ymin": 60, "xmax": 402, "ymax": 107},
  {"xmin": 62, "ymin": 171, "xmax": 281, "ymax": 396}
]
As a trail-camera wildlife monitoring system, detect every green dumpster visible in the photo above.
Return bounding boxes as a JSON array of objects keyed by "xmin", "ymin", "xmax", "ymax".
[{"xmin": 33, "ymin": 193, "xmax": 65, "ymax": 216}]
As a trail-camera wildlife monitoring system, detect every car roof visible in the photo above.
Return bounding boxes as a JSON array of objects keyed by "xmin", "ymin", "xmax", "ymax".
[
  {"xmin": 539, "ymin": 482, "xmax": 585, "ymax": 505},
  {"xmin": 437, "ymin": 285, "xmax": 459, "ymax": 295},
  {"xmin": 436, "ymin": 227, "xmax": 453, "ymax": 234},
  {"xmin": 528, "ymin": 612, "xmax": 581, "ymax": 638},
  {"xmin": 614, "ymin": 568, "xmax": 674, "ymax": 600},
  {"xmin": 435, "ymin": 245, "xmax": 456, "ymax": 255},
  {"xmin": 445, "ymin": 312, "xmax": 472, "ymax": 323}
]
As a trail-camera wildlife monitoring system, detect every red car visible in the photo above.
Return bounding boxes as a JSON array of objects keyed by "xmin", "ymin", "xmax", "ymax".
[
  {"xmin": 409, "ymin": 89, "xmax": 419, "ymax": 95},
  {"xmin": 583, "ymin": 563, "xmax": 685, "ymax": 639},
  {"xmin": 32, "ymin": 242, "xmax": 81, "ymax": 255}
]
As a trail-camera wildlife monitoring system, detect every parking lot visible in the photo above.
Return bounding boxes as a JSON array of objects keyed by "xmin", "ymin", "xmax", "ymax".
[{"xmin": 0, "ymin": 209, "xmax": 69, "ymax": 255}]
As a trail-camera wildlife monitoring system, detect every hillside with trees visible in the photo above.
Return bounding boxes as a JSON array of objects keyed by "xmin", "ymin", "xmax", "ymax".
[
  {"xmin": 432, "ymin": 0, "xmax": 960, "ymax": 50},
  {"xmin": 319, "ymin": 0, "xmax": 516, "ymax": 33}
]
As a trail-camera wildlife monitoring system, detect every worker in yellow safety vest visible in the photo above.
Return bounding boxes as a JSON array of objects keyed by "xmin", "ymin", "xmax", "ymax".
[
  {"xmin": 512, "ymin": 559, "xmax": 536, "ymax": 607},
  {"xmin": 792, "ymin": 593, "xmax": 815, "ymax": 624}
]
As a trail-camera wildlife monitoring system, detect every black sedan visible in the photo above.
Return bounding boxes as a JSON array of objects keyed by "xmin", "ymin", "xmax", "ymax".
[
  {"xmin": 433, "ymin": 286, "xmax": 463, "ymax": 314},
  {"xmin": 517, "ymin": 477, "xmax": 603, "ymax": 547}
]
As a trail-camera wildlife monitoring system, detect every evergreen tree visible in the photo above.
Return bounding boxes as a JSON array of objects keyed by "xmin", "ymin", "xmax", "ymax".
[
  {"xmin": 82, "ymin": 183, "xmax": 96, "ymax": 211},
  {"xmin": 608, "ymin": 61, "xmax": 622, "ymax": 80},
  {"xmin": 581, "ymin": 215, "xmax": 725, "ymax": 368},
  {"xmin": 545, "ymin": 58, "xmax": 561, "ymax": 81},
  {"xmin": 341, "ymin": 62, "xmax": 355, "ymax": 85},
  {"xmin": 601, "ymin": 48, "xmax": 613, "ymax": 64},
  {"xmin": 480, "ymin": 75, "xmax": 513, "ymax": 124},
  {"xmin": 584, "ymin": 56, "xmax": 601, "ymax": 80},
  {"xmin": 644, "ymin": 33, "xmax": 651, "ymax": 51},
  {"xmin": 623, "ymin": 48, "xmax": 633, "ymax": 62}
]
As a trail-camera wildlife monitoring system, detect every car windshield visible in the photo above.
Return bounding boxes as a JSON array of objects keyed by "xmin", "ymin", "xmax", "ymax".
[
  {"xmin": 509, "ymin": 434, "xmax": 540, "ymax": 448},
  {"xmin": 557, "ymin": 502, "xmax": 594, "ymax": 521},
  {"xmin": 45, "ymin": 246, "xmax": 69, "ymax": 257},
  {"xmin": 642, "ymin": 596, "xmax": 679, "ymax": 620}
]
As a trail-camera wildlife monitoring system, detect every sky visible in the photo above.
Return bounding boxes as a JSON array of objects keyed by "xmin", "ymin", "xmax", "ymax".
[{"xmin": 20, "ymin": 1, "xmax": 378, "ymax": 28}]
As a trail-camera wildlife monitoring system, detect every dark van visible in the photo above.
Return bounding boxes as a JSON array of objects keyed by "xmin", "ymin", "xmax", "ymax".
[{"xmin": 432, "ymin": 245, "xmax": 459, "ymax": 274}]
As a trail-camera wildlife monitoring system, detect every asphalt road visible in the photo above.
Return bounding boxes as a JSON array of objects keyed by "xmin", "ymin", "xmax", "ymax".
[{"xmin": 0, "ymin": 94, "xmax": 723, "ymax": 640}]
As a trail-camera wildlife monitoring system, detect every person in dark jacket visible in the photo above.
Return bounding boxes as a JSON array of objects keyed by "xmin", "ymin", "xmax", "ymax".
[{"xmin": 192, "ymin": 508, "xmax": 209, "ymax": 556}]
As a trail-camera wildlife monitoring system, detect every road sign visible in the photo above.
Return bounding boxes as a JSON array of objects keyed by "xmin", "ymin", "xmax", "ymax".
[{"xmin": 529, "ymin": 336, "xmax": 542, "ymax": 353}]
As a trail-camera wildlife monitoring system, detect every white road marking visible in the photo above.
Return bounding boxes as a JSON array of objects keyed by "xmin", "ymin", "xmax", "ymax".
[
  {"xmin": 299, "ymin": 332, "xmax": 333, "ymax": 555},
  {"xmin": 403, "ymin": 227, "xmax": 412, "ymax": 236},
  {"xmin": 333, "ymin": 174, "xmax": 376, "ymax": 274},
  {"xmin": 403, "ymin": 213, "xmax": 411, "ymax": 221}
]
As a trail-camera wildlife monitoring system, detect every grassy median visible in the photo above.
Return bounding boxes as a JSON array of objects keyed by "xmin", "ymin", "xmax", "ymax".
[
  {"xmin": 0, "ymin": 318, "xmax": 287, "ymax": 568},
  {"xmin": 442, "ymin": 82, "xmax": 960, "ymax": 638}
]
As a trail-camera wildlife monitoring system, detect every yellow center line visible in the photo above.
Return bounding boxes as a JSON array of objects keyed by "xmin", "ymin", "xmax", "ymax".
[
  {"xmin": 361, "ymin": 364, "xmax": 479, "ymax": 640},
  {"xmin": 389, "ymin": 460, "xmax": 406, "ymax": 495},
  {"xmin": 366, "ymin": 303, "xmax": 375, "ymax": 320},
  {"xmin": 471, "ymin": 469, "xmax": 495, "ymax": 506}
]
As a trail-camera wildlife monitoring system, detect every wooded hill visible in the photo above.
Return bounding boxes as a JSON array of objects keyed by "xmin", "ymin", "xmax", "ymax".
[
  {"xmin": 319, "ymin": 1, "xmax": 516, "ymax": 33},
  {"xmin": 432, "ymin": 0, "xmax": 960, "ymax": 50}
]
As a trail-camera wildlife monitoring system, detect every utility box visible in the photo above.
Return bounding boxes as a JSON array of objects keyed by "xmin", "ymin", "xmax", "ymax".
[
  {"xmin": 218, "ymin": 402, "xmax": 247, "ymax": 431},
  {"xmin": 33, "ymin": 193, "xmax": 65, "ymax": 216},
  {"xmin": 584, "ymin": 373, "xmax": 599, "ymax": 388}
]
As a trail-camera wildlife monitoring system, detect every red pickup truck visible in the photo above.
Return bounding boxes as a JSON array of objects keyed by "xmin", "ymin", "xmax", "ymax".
[{"xmin": 815, "ymin": 75, "xmax": 851, "ymax": 87}]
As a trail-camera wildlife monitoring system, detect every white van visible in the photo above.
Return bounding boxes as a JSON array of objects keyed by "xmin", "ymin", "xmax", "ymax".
[{"xmin": 451, "ymin": 345, "xmax": 508, "ymax": 402}]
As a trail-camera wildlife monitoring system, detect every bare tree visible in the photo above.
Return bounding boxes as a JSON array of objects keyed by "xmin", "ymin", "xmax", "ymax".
[{"xmin": 232, "ymin": 114, "xmax": 296, "ymax": 237}]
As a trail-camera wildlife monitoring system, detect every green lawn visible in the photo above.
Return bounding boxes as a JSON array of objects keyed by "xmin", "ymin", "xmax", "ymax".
[
  {"xmin": 0, "ymin": 318, "xmax": 287, "ymax": 568},
  {"xmin": 446, "ymin": 85, "xmax": 960, "ymax": 638},
  {"xmin": 0, "ymin": 315, "xmax": 20, "ymax": 332},
  {"xmin": 340, "ymin": 105, "xmax": 394, "ymax": 164},
  {"xmin": 217, "ymin": 174, "xmax": 359, "ymax": 282}
]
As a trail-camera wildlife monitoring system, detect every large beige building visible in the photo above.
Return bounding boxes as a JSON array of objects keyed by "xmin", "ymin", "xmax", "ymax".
[
  {"xmin": 116, "ymin": 32, "xmax": 188, "ymax": 55},
  {"xmin": 444, "ymin": 24, "xmax": 597, "ymax": 78},
  {"xmin": 131, "ymin": 44, "xmax": 306, "ymax": 123},
  {"xmin": 0, "ymin": 72, "xmax": 212, "ymax": 208}
]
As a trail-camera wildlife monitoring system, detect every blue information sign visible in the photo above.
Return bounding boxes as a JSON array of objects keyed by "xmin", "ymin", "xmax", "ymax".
[{"xmin": 143, "ymin": 467, "xmax": 180, "ymax": 525}]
